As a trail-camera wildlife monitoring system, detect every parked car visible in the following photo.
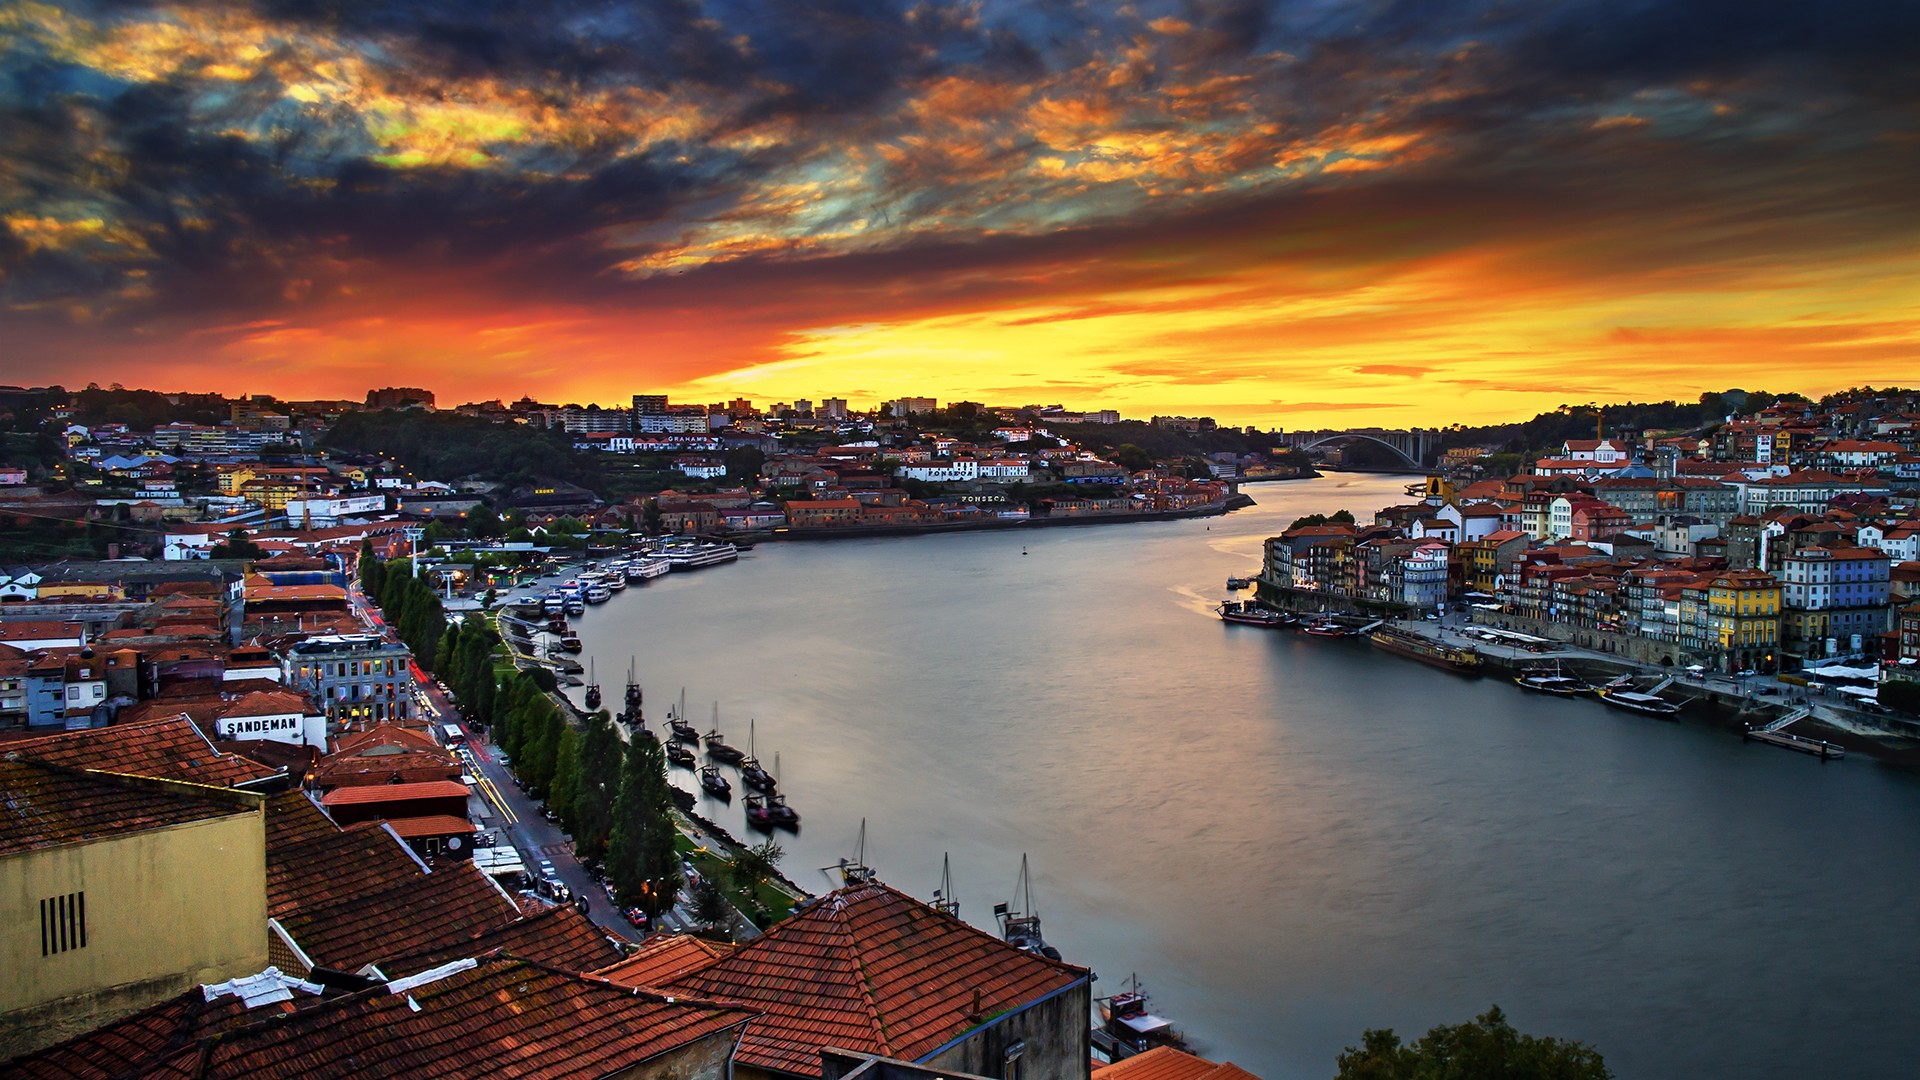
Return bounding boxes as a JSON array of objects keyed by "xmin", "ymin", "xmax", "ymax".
[{"xmin": 624, "ymin": 907, "xmax": 649, "ymax": 929}]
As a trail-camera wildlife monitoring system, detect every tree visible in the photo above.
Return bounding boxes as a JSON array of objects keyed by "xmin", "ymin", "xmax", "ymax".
[
  {"xmin": 574, "ymin": 709, "xmax": 624, "ymax": 860},
  {"xmin": 209, "ymin": 528, "xmax": 264, "ymax": 560},
  {"xmin": 731, "ymin": 839, "xmax": 784, "ymax": 895},
  {"xmin": 1113, "ymin": 443, "xmax": 1155, "ymax": 472},
  {"xmin": 548, "ymin": 726, "xmax": 583, "ymax": 830},
  {"xmin": 691, "ymin": 877, "xmax": 730, "ymax": 935},
  {"xmin": 1334, "ymin": 1006, "xmax": 1611, "ymax": 1080},
  {"xmin": 605, "ymin": 733, "xmax": 679, "ymax": 915}
]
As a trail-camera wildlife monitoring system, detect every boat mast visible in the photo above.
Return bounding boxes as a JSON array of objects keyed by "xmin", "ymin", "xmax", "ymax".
[
  {"xmin": 932, "ymin": 852, "xmax": 960, "ymax": 918},
  {"xmin": 828, "ymin": 818, "xmax": 877, "ymax": 887}
]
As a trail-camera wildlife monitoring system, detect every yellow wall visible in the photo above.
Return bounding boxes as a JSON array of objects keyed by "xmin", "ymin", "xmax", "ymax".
[{"xmin": 0, "ymin": 801, "xmax": 268, "ymax": 1058}]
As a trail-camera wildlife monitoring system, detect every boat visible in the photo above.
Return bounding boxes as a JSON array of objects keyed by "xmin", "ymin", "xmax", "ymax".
[
  {"xmin": 1598, "ymin": 688, "xmax": 1681, "ymax": 717},
  {"xmin": 604, "ymin": 573, "xmax": 626, "ymax": 592},
  {"xmin": 1225, "ymin": 575, "xmax": 1252, "ymax": 591},
  {"xmin": 547, "ymin": 615, "xmax": 568, "ymax": 635},
  {"xmin": 623, "ymin": 660, "xmax": 643, "ymax": 722},
  {"xmin": 583, "ymin": 660, "xmax": 602, "ymax": 710},
  {"xmin": 543, "ymin": 591, "xmax": 566, "ymax": 614},
  {"xmin": 698, "ymin": 764, "xmax": 731, "ymax": 798},
  {"xmin": 559, "ymin": 631, "xmax": 583, "ymax": 653},
  {"xmin": 1218, "ymin": 600, "xmax": 1288, "ymax": 627},
  {"xmin": 666, "ymin": 742, "xmax": 695, "ymax": 767},
  {"xmin": 565, "ymin": 596, "xmax": 585, "ymax": 615},
  {"xmin": 626, "ymin": 557, "xmax": 670, "ymax": 582},
  {"xmin": 660, "ymin": 540, "xmax": 739, "ymax": 571},
  {"xmin": 766, "ymin": 791, "xmax": 799, "ymax": 828},
  {"xmin": 1093, "ymin": 974, "xmax": 1191, "ymax": 1061},
  {"xmin": 667, "ymin": 689, "xmax": 700, "ymax": 743},
  {"xmin": 584, "ymin": 583, "xmax": 612, "ymax": 604},
  {"xmin": 1302, "ymin": 616, "xmax": 1357, "ymax": 637},
  {"xmin": 1369, "ymin": 625, "xmax": 1481, "ymax": 675},
  {"xmin": 739, "ymin": 719, "xmax": 776, "ymax": 792},
  {"xmin": 996, "ymin": 854, "xmax": 1062, "ymax": 961},
  {"xmin": 1515, "ymin": 663, "xmax": 1593, "ymax": 696},
  {"xmin": 744, "ymin": 792, "xmax": 773, "ymax": 830}
]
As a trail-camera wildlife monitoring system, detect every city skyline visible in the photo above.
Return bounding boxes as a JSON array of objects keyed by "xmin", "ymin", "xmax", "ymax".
[{"xmin": 2, "ymin": 1, "xmax": 1916, "ymax": 427}]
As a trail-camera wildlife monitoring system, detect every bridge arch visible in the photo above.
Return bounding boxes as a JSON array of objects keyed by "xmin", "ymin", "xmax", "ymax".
[{"xmin": 1294, "ymin": 432, "xmax": 1426, "ymax": 469}]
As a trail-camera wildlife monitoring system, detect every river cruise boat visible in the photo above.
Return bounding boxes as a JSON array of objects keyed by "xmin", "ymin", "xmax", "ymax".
[
  {"xmin": 1516, "ymin": 664, "xmax": 1592, "ymax": 696},
  {"xmin": 1092, "ymin": 975, "xmax": 1191, "ymax": 1062},
  {"xmin": 1369, "ymin": 626, "xmax": 1482, "ymax": 675},
  {"xmin": 698, "ymin": 764, "xmax": 731, "ymax": 797},
  {"xmin": 626, "ymin": 557, "xmax": 671, "ymax": 582},
  {"xmin": 543, "ymin": 590, "xmax": 567, "ymax": 614},
  {"xmin": 1303, "ymin": 616, "xmax": 1358, "ymax": 637},
  {"xmin": 1598, "ymin": 688, "xmax": 1681, "ymax": 717},
  {"xmin": 565, "ymin": 596, "xmax": 585, "ymax": 615},
  {"xmin": 666, "ymin": 742, "xmax": 695, "ymax": 767},
  {"xmin": 661, "ymin": 541, "xmax": 739, "ymax": 570},
  {"xmin": 1218, "ymin": 600, "xmax": 1288, "ymax": 627}
]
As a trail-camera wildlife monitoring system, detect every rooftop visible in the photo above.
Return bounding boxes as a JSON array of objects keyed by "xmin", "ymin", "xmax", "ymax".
[
  {"xmin": 0, "ymin": 757, "xmax": 259, "ymax": 857},
  {"xmin": 0, "ymin": 716, "xmax": 283, "ymax": 788},
  {"xmin": 666, "ymin": 881, "xmax": 1087, "ymax": 1076}
]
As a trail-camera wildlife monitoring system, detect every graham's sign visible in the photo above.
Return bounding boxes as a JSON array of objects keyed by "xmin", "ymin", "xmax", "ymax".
[{"xmin": 220, "ymin": 714, "xmax": 302, "ymax": 737}]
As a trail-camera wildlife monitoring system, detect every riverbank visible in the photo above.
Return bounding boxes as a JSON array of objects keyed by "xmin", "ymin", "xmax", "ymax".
[{"xmin": 770, "ymin": 496, "xmax": 1248, "ymax": 541}]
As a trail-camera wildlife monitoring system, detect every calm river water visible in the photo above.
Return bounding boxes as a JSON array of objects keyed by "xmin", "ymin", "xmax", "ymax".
[{"xmin": 570, "ymin": 474, "xmax": 1920, "ymax": 1079}]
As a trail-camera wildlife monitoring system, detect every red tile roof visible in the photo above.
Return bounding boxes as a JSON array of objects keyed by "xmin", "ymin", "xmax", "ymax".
[
  {"xmin": 265, "ymin": 793, "xmax": 521, "ymax": 971},
  {"xmin": 5, "ymin": 954, "xmax": 755, "ymax": 1080},
  {"xmin": 1094, "ymin": 1046, "xmax": 1265, "ymax": 1080},
  {"xmin": 374, "ymin": 814, "xmax": 476, "ymax": 838},
  {"xmin": 597, "ymin": 933, "xmax": 738, "ymax": 988},
  {"xmin": 0, "ymin": 758, "xmax": 259, "ymax": 857},
  {"xmin": 317, "ymin": 779, "xmax": 468, "ymax": 805},
  {"xmin": 0, "ymin": 716, "xmax": 282, "ymax": 788},
  {"xmin": 383, "ymin": 903, "xmax": 631, "ymax": 978},
  {"xmin": 666, "ymin": 882, "xmax": 1088, "ymax": 1076}
]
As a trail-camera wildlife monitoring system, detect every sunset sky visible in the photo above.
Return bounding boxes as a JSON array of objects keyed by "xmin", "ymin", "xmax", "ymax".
[{"xmin": 2, "ymin": 0, "xmax": 1917, "ymax": 427}]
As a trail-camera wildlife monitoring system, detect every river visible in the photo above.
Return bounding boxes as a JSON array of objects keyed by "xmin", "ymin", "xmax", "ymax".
[{"xmin": 567, "ymin": 473, "xmax": 1920, "ymax": 1079}]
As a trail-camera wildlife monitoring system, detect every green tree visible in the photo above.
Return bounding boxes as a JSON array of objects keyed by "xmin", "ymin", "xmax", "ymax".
[
  {"xmin": 1113, "ymin": 443, "xmax": 1155, "ymax": 472},
  {"xmin": 605, "ymin": 733, "xmax": 679, "ymax": 915},
  {"xmin": 548, "ymin": 726, "xmax": 583, "ymax": 830},
  {"xmin": 574, "ymin": 709, "xmax": 624, "ymax": 861},
  {"xmin": 731, "ymin": 839, "xmax": 784, "ymax": 895},
  {"xmin": 691, "ymin": 877, "xmax": 730, "ymax": 935},
  {"xmin": 209, "ymin": 528, "xmax": 264, "ymax": 560},
  {"xmin": 1334, "ymin": 1006, "xmax": 1611, "ymax": 1080},
  {"xmin": 433, "ymin": 621, "xmax": 463, "ymax": 678},
  {"xmin": 467, "ymin": 502, "xmax": 503, "ymax": 538}
]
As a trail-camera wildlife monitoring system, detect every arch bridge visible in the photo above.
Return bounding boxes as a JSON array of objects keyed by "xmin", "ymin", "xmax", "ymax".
[{"xmin": 1280, "ymin": 427, "xmax": 1438, "ymax": 469}]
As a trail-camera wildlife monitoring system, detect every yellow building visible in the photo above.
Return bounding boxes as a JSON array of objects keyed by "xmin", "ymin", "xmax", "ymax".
[
  {"xmin": 1707, "ymin": 569, "xmax": 1782, "ymax": 672},
  {"xmin": 0, "ymin": 760, "xmax": 268, "ymax": 1059}
]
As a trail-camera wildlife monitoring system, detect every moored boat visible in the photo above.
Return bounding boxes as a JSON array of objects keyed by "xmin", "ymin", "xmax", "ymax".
[
  {"xmin": 704, "ymin": 704, "xmax": 745, "ymax": 763},
  {"xmin": 1303, "ymin": 616, "xmax": 1358, "ymax": 637},
  {"xmin": 666, "ymin": 742, "xmax": 696, "ymax": 767},
  {"xmin": 626, "ymin": 557, "xmax": 670, "ymax": 582},
  {"xmin": 1516, "ymin": 664, "xmax": 1593, "ymax": 695},
  {"xmin": 661, "ymin": 540, "xmax": 739, "ymax": 570},
  {"xmin": 698, "ymin": 764, "xmax": 731, "ymax": 798},
  {"xmin": 584, "ymin": 583, "xmax": 612, "ymax": 604},
  {"xmin": 1093, "ymin": 975, "xmax": 1191, "ymax": 1062},
  {"xmin": 744, "ymin": 792, "xmax": 774, "ymax": 830},
  {"xmin": 1369, "ymin": 625, "xmax": 1481, "ymax": 675},
  {"xmin": 766, "ymin": 791, "xmax": 800, "ymax": 828},
  {"xmin": 1218, "ymin": 600, "xmax": 1288, "ymax": 627},
  {"xmin": 1598, "ymin": 688, "xmax": 1681, "ymax": 717}
]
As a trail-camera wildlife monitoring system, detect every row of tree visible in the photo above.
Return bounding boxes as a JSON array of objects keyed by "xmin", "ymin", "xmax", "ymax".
[
  {"xmin": 492, "ymin": 677, "xmax": 680, "ymax": 916},
  {"xmin": 357, "ymin": 542, "xmax": 446, "ymax": 666}
]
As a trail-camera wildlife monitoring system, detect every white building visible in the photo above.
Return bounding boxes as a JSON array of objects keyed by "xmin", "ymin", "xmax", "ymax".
[{"xmin": 897, "ymin": 459, "xmax": 980, "ymax": 482}]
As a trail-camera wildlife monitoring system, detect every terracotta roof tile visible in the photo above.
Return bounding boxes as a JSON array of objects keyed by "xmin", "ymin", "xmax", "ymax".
[
  {"xmin": 667, "ymin": 882, "xmax": 1087, "ymax": 1076},
  {"xmin": 317, "ymin": 780, "xmax": 467, "ymax": 805},
  {"xmin": 369, "ymin": 814, "xmax": 475, "ymax": 838},
  {"xmin": 383, "ymin": 904, "xmax": 631, "ymax": 978},
  {"xmin": 1094, "ymin": 1046, "xmax": 1267, "ymax": 1080},
  {"xmin": 5, "ymin": 954, "xmax": 755, "ymax": 1080},
  {"xmin": 0, "ymin": 717, "xmax": 282, "ymax": 788},
  {"xmin": 0, "ymin": 758, "xmax": 257, "ymax": 857},
  {"xmin": 596, "ymin": 933, "xmax": 738, "ymax": 988},
  {"xmin": 265, "ymin": 793, "xmax": 521, "ymax": 971}
]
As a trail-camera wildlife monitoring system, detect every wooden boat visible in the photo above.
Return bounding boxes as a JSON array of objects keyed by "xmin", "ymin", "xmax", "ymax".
[
  {"xmin": 667, "ymin": 688, "xmax": 699, "ymax": 742},
  {"xmin": 1218, "ymin": 600, "xmax": 1287, "ymax": 627},
  {"xmin": 766, "ymin": 792, "xmax": 800, "ymax": 828},
  {"xmin": 704, "ymin": 705, "xmax": 745, "ymax": 764},
  {"xmin": 1369, "ymin": 626, "xmax": 1481, "ymax": 675},
  {"xmin": 996, "ymin": 854, "xmax": 1061, "ymax": 961},
  {"xmin": 740, "ymin": 719, "xmax": 776, "ymax": 791},
  {"xmin": 583, "ymin": 659, "xmax": 601, "ymax": 710},
  {"xmin": 698, "ymin": 764, "xmax": 731, "ymax": 798},
  {"xmin": 666, "ymin": 742, "xmax": 695, "ymax": 767},
  {"xmin": 1093, "ymin": 974, "xmax": 1191, "ymax": 1062},
  {"xmin": 744, "ymin": 792, "xmax": 774, "ymax": 830},
  {"xmin": 1515, "ymin": 663, "xmax": 1593, "ymax": 696}
]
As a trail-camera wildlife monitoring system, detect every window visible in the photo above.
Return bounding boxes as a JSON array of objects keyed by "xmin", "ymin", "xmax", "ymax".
[{"xmin": 41, "ymin": 891, "xmax": 86, "ymax": 956}]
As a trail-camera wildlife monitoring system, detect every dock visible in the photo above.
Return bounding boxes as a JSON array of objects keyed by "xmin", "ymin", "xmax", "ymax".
[{"xmin": 1743, "ymin": 708, "xmax": 1844, "ymax": 760}]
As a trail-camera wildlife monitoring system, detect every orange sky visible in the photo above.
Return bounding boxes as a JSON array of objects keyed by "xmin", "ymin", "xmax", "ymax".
[{"xmin": 4, "ymin": 1, "xmax": 1918, "ymax": 427}]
